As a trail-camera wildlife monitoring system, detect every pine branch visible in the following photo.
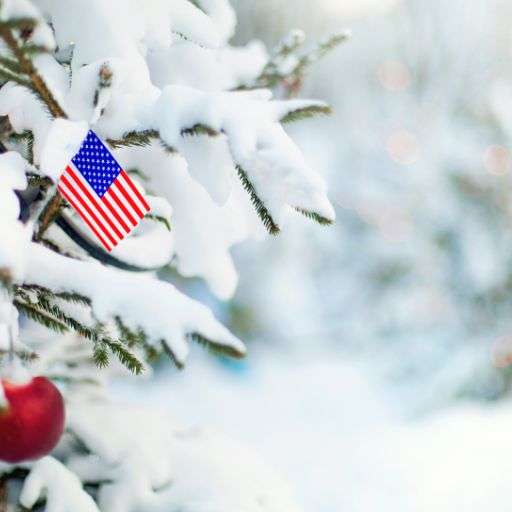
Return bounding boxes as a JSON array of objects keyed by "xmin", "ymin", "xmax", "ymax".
[
  {"xmin": 236, "ymin": 165, "xmax": 280, "ymax": 235},
  {"xmin": 254, "ymin": 29, "xmax": 306, "ymax": 89},
  {"xmin": 161, "ymin": 339, "xmax": 184, "ymax": 370},
  {"xmin": 11, "ymin": 130, "xmax": 34, "ymax": 163},
  {"xmin": 0, "ymin": 55, "xmax": 23, "ymax": 74},
  {"xmin": 0, "ymin": 268, "xmax": 12, "ymax": 289},
  {"xmin": 92, "ymin": 342, "xmax": 109, "ymax": 369},
  {"xmin": 0, "ymin": 17, "xmax": 69, "ymax": 237},
  {"xmin": 26, "ymin": 173, "xmax": 51, "ymax": 190},
  {"xmin": 14, "ymin": 286, "xmax": 144, "ymax": 374},
  {"xmin": 38, "ymin": 237, "xmax": 78, "ymax": 258},
  {"xmin": 2, "ymin": 18, "xmax": 37, "ymax": 31},
  {"xmin": 115, "ymin": 316, "xmax": 146, "ymax": 347},
  {"xmin": 288, "ymin": 31, "xmax": 350, "ymax": 89},
  {"xmin": 35, "ymin": 193, "xmax": 64, "ymax": 240},
  {"xmin": 126, "ymin": 168, "xmax": 149, "ymax": 182},
  {"xmin": 0, "ymin": 66, "xmax": 32, "ymax": 88},
  {"xmin": 96, "ymin": 336, "xmax": 144, "ymax": 374},
  {"xmin": 188, "ymin": 332, "xmax": 245, "ymax": 359},
  {"xmin": 280, "ymin": 104, "xmax": 332, "ymax": 124},
  {"xmin": 0, "ymin": 22, "xmax": 66, "ymax": 117},
  {"xmin": 19, "ymin": 42, "xmax": 48, "ymax": 56},
  {"xmin": 145, "ymin": 214, "xmax": 171, "ymax": 231},
  {"xmin": 294, "ymin": 207, "xmax": 334, "ymax": 226},
  {"xmin": 254, "ymin": 30, "xmax": 349, "ymax": 91},
  {"xmin": 18, "ymin": 284, "xmax": 91, "ymax": 306},
  {"xmin": 14, "ymin": 299, "xmax": 68, "ymax": 334},
  {"xmin": 181, "ymin": 123, "xmax": 219, "ymax": 137},
  {"xmin": 0, "ymin": 347, "xmax": 38, "ymax": 362},
  {"xmin": 107, "ymin": 123, "xmax": 219, "ymax": 152},
  {"xmin": 115, "ymin": 316, "xmax": 158, "ymax": 361},
  {"xmin": 107, "ymin": 130, "xmax": 159, "ymax": 149}
]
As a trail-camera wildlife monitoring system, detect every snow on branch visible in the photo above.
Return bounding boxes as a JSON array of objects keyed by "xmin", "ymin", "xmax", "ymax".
[
  {"xmin": 151, "ymin": 86, "xmax": 335, "ymax": 231},
  {"xmin": 20, "ymin": 457, "xmax": 99, "ymax": 512},
  {"xmin": 23, "ymin": 244, "xmax": 246, "ymax": 366}
]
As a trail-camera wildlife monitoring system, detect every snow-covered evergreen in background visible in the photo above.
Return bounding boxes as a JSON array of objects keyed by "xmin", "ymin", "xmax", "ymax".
[
  {"xmin": 232, "ymin": 0, "xmax": 512, "ymax": 410},
  {"xmin": 0, "ymin": 0, "xmax": 340, "ymax": 510}
]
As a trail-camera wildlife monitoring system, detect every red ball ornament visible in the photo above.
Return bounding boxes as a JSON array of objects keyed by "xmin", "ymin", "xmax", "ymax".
[{"xmin": 0, "ymin": 376, "xmax": 65, "ymax": 463}]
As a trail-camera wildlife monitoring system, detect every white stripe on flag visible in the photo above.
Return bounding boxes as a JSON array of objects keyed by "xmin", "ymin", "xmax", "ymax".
[
  {"xmin": 60, "ymin": 168, "xmax": 119, "ymax": 249},
  {"xmin": 111, "ymin": 179, "xmax": 143, "ymax": 222},
  {"xmin": 58, "ymin": 180, "xmax": 114, "ymax": 251},
  {"xmin": 60, "ymin": 170, "xmax": 120, "ymax": 247},
  {"xmin": 67, "ymin": 163, "xmax": 127, "ymax": 240},
  {"xmin": 58, "ymin": 161, "xmax": 151, "ymax": 252},
  {"xmin": 103, "ymin": 186, "xmax": 140, "ymax": 228},
  {"xmin": 118, "ymin": 171, "xmax": 150, "ymax": 213}
]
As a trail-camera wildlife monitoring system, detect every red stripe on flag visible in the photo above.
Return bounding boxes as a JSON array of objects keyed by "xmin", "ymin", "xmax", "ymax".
[
  {"xmin": 115, "ymin": 179, "xmax": 144, "ymax": 218},
  {"xmin": 120, "ymin": 170, "xmax": 150, "ymax": 211},
  {"xmin": 108, "ymin": 187, "xmax": 138, "ymax": 226},
  {"xmin": 102, "ymin": 195, "xmax": 130, "ymax": 234},
  {"xmin": 66, "ymin": 166, "xmax": 124, "ymax": 240},
  {"xmin": 60, "ymin": 175, "xmax": 118, "ymax": 247},
  {"xmin": 58, "ymin": 186, "xmax": 112, "ymax": 251}
]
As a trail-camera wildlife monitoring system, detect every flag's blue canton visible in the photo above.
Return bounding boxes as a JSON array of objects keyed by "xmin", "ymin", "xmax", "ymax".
[{"xmin": 71, "ymin": 130, "xmax": 122, "ymax": 197}]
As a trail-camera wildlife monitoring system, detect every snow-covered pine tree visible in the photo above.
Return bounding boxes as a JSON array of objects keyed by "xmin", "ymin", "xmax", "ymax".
[{"xmin": 0, "ymin": 1, "xmax": 343, "ymax": 510}]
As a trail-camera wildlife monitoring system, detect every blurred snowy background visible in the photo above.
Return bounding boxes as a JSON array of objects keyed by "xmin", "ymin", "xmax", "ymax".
[{"xmin": 117, "ymin": 0, "xmax": 512, "ymax": 510}]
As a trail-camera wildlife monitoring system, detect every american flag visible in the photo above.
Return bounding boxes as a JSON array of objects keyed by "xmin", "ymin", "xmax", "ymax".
[{"xmin": 58, "ymin": 130, "xmax": 150, "ymax": 252}]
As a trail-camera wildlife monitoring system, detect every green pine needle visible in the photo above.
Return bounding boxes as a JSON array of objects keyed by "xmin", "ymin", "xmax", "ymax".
[
  {"xmin": 11, "ymin": 130, "xmax": 34, "ymax": 163},
  {"xmin": 188, "ymin": 332, "xmax": 246, "ymax": 359},
  {"xmin": 14, "ymin": 286, "xmax": 143, "ymax": 374},
  {"xmin": 145, "ymin": 214, "xmax": 171, "ymax": 231},
  {"xmin": 0, "ymin": 67, "xmax": 31, "ymax": 88},
  {"xmin": 92, "ymin": 342, "xmax": 109, "ymax": 368},
  {"xmin": 236, "ymin": 165, "xmax": 280, "ymax": 235},
  {"xmin": 0, "ymin": 56, "xmax": 22, "ymax": 74},
  {"xmin": 127, "ymin": 168, "xmax": 149, "ymax": 181},
  {"xmin": 99, "ymin": 337, "xmax": 144, "ymax": 374},
  {"xmin": 19, "ymin": 43, "xmax": 48, "ymax": 55},
  {"xmin": 161, "ymin": 339, "xmax": 184, "ymax": 370},
  {"xmin": 108, "ymin": 130, "xmax": 159, "ymax": 149},
  {"xmin": 181, "ymin": 123, "xmax": 219, "ymax": 137},
  {"xmin": 26, "ymin": 173, "xmax": 51, "ymax": 189},
  {"xmin": 280, "ymin": 104, "xmax": 332, "ymax": 124},
  {"xmin": 294, "ymin": 207, "xmax": 334, "ymax": 226},
  {"xmin": 1, "ymin": 18, "xmax": 37, "ymax": 31},
  {"xmin": 14, "ymin": 300, "xmax": 68, "ymax": 334},
  {"xmin": 18, "ymin": 284, "xmax": 91, "ymax": 306}
]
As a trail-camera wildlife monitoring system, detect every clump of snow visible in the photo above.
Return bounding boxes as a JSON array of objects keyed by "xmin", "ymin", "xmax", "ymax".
[
  {"xmin": 0, "ymin": 0, "xmax": 332, "ymax": 296},
  {"xmin": 40, "ymin": 119, "xmax": 89, "ymax": 181},
  {"xmin": 116, "ymin": 144, "xmax": 257, "ymax": 299},
  {"xmin": 2, "ymin": 357, "xmax": 32, "ymax": 385},
  {"xmin": 1, "ymin": 0, "xmax": 55, "ymax": 50},
  {"xmin": 195, "ymin": 0, "xmax": 237, "ymax": 44},
  {"xmin": 0, "ymin": 151, "xmax": 30, "ymax": 280},
  {"xmin": 152, "ymin": 85, "xmax": 335, "ymax": 224},
  {"xmin": 0, "ymin": 151, "xmax": 28, "ymax": 220},
  {"xmin": 0, "ymin": 83, "xmax": 54, "ymax": 166},
  {"xmin": 0, "ymin": 2, "xmax": 337, "ymax": 511},
  {"xmin": 66, "ymin": 402, "xmax": 301, "ymax": 512},
  {"xmin": 24, "ymin": 243, "xmax": 245, "ymax": 364},
  {"xmin": 107, "ymin": 194, "xmax": 174, "ymax": 269},
  {"xmin": 20, "ymin": 457, "xmax": 99, "ymax": 512}
]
